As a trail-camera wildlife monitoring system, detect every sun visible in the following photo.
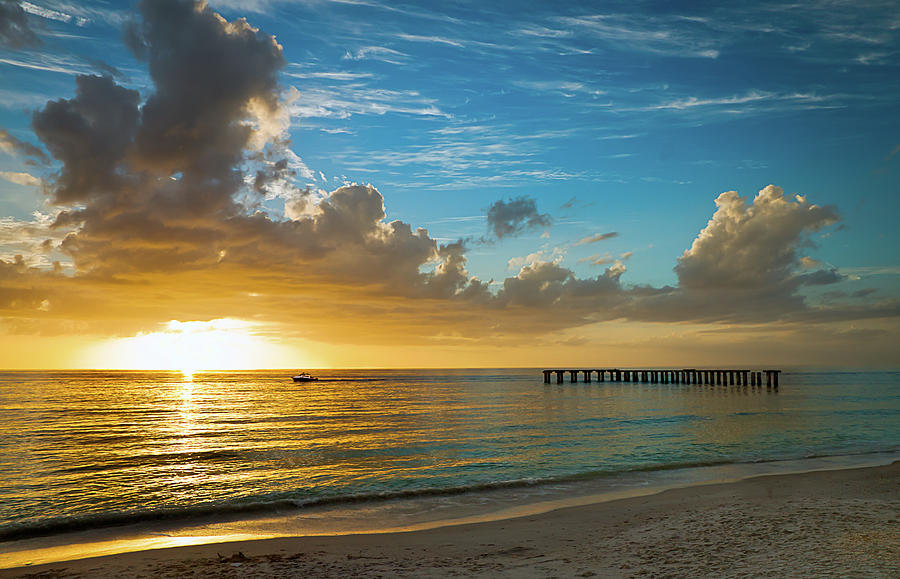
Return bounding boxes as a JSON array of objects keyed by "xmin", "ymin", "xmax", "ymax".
[{"xmin": 88, "ymin": 318, "xmax": 305, "ymax": 371}]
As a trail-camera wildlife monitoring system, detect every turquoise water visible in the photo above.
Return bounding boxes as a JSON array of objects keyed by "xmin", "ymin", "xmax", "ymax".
[{"xmin": 0, "ymin": 369, "xmax": 897, "ymax": 542}]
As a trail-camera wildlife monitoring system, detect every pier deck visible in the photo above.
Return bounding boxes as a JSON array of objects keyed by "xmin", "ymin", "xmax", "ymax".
[{"xmin": 541, "ymin": 369, "xmax": 780, "ymax": 388}]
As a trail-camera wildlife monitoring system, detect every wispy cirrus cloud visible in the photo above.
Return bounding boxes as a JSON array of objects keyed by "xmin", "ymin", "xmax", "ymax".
[
  {"xmin": 395, "ymin": 33, "xmax": 464, "ymax": 48},
  {"xmin": 287, "ymin": 85, "xmax": 448, "ymax": 120},
  {"xmin": 0, "ymin": 53, "xmax": 90, "ymax": 75},
  {"xmin": 553, "ymin": 13, "xmax": 721, "ymax": 59},
  {"xmin": 20, "ymin": 1, "xmax": 88, "ymax": 26},
  {"xmin": 627, "ymin": 90, "xmax": 852, "ymax": 115},
  {"xmin": 513, "ymin": 79, "xmax": 606, "ymax": 98},
  {"xmin": 20, "ymin": 0, "xmax": 125, "ymax": 27},
  {"xmin": 284, "ymin": 68, "xmax": 374, "ymax": 81},
  {"xmin": 0, "ymin": 88, "xmax": 55, "ymax": 110},
  {"xmin": 342, "ymin": 45, "xmax": 408, "ymax": 64}
]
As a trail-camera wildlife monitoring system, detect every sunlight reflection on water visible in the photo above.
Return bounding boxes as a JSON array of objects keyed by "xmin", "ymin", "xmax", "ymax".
[{"xmin": 0, "ymin": 369, "xmax": 897, "ymax": 539}]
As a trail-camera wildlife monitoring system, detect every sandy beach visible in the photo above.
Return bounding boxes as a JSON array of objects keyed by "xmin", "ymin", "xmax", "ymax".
[{"xmin": 2, "ymin": 462, "xmax": 897, "ymax": 578}]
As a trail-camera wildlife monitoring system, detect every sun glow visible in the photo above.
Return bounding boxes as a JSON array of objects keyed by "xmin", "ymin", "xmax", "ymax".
[{"xmin": 89, "ymin": 318, "xmax": 305, "ymax": 371}]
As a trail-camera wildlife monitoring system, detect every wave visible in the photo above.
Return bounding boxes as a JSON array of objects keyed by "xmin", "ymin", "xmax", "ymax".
[{"xmin": 4, "ymin": 448, "xmax": 897, "ymax": 543}]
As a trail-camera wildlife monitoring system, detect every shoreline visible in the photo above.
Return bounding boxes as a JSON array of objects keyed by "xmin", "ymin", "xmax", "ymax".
[{"xmin": 3, "ymin": 461, "xmax": 897, "ymax": 577}]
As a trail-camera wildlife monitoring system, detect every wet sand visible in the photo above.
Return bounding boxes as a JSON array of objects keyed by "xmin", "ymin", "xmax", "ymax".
[{"xmin": 3, "ymin": 462, "xmax": 898, "ymax": 578}]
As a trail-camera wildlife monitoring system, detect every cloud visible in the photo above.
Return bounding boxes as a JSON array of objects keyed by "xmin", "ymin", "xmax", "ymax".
[
  {"xmin": 32, "ymin": 75, "xmax": 141, "ymax": 204},
  {"xmin": 800, "ymin": 256, "xmax": 821, "ymax": 269},
  {"xmin": 486, "ymin": 196, "xmax": 552, "ymax": 238},
  {"xmin": 0, "ymin": 128, "xmax": 48, "ymax": 163},
  {"xmin": 555, "ymin": 13, "xmax": 721, "ymax": 59},
  {"xmin": 621, "ymin": 185, "xmax": 851, "ymax": 324},
  {"xmin": 20, "ymin": 1, "xmax": 87, "ymax": 26},
  {"xmin": 675, "ymin": 185, "xmax": 839, "ymax": 291},
  {"xmin": 1, "ymin": 1, "xmax": 896, "ymax": 355},
  {"xmin": 578, "ymin": 251, "xmax": 631, "ymax": 266},
  {"xmin": 887, "ymin": 144, "xmax": 900, "ymax": 161},
  {"xmin": 574, "ymin": 231, "xmax": 618, "ymax": 246},
  {"xmin": 16, "ymin": 1, "xmax": 487, "ymax": 304},
  {"xmin": 395, "ymin": 33, "xmax": 464, "ymax": 48},
  {"xmin": 0, "ymin": 170, "xmax": 40, "ymax": 186},
  {"xmin": 497, "ymin": 259, "xmax": 626, "ymax": 309},
  {"xmin": 287, "ymin": 84, "xmax": 447, "ymax": 120},
  {"xmin": 507, "ymin": 246, "xmax": 566, "ymax": 270},
  {"xmin": 0, "ymin": 211, "xmax": 68, "ymax": 266},
  {"xmin": 0, "ymin": 0, "xmax": 39, "ymax": 48},
  {"xmin": 342, "ymin": 45, "xmax": 408, "ymax": 64}
]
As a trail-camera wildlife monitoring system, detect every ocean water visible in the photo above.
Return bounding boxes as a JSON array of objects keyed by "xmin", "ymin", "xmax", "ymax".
[{"xmin": 1, "ymin": 369, "xmax": 898, "ymax": 555}]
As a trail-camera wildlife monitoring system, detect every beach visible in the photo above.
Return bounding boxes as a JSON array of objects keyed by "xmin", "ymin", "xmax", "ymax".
[{"xmin": 4, "ymin": 462, "xmax": 897, "ymax": 578}]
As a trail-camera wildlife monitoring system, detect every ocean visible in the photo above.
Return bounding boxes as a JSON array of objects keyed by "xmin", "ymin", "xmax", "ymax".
[{"xmin": 1, "ymin": 369, "xmax": 898, "ymax": 564}]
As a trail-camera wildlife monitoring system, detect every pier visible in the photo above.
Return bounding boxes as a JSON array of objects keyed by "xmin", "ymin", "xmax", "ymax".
[{"xmin": 542, "ymin": 368, "xmax": 780, "ymax": 389}]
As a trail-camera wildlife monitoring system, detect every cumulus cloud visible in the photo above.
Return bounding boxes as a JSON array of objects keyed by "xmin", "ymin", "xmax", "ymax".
[
  {"xmin": 675, "ymin": 185, "xmax": 839, "ymax": 291},
  {"xmin": 486, "ymin": 196, "xmax": 552, "ymax": 239},
  {"xmin": 622, "ymin": 185, "xmax": 855, "ymax": 323},
  {"xmin": 0, "ymin": 0, "xmax": 39, "ymax": 48},
  {"xmin": 25, "ymin": 2, "xmax": 485, "ymax": 297},
  {"xmin": 32, "ymin": 75, "xmax": 141, "ymax": 204},
  {"xmin": 496, "ymin": 258, "xmax": 627, "ymax": 314}
]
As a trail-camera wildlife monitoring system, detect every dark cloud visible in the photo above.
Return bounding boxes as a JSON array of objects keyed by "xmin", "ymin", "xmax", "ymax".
[
  {"xmin": 497, "ymin": 260, "xmax": 625, "ymax": 308},
  {"xmin": 130, "ymin": 0, "xmax": 285, "ymax": 181},
  {"xmin": 0, "ymin": 0, "xmax": 39, "ymax": 48},
  {"xmin": 486, "ymin": 196, "xmax": 552, "ymax": 238},
  {"xmin": 32, "ymin": 75, "xmax": 141, "ymax": 204},
  {"xmin": 30, "ymin": 0, "xmax": 292, "ymax": 274},
  {"xmin": 0, "ymin": 129, "xmax": 49, "ymax": 164},
  {"xmin": 87, "ymin": 59, "xmax": 124, "ymax": 79}
]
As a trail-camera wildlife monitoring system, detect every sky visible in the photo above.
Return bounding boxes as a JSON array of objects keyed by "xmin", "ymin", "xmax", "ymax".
[{"xmin": 0, "ymin": 0, "xmax": 898, "ymax": 370}]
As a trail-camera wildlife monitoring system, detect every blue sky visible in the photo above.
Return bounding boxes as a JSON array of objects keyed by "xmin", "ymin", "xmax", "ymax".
[{"xmin": 0, "ymin": 0, "xmax": 898, "ymax": 368}]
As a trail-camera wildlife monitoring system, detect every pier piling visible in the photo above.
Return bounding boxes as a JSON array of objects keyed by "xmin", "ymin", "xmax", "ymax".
[{"xmin": 541, "ymin": 367, "xmax": 782, "ymax": 390}]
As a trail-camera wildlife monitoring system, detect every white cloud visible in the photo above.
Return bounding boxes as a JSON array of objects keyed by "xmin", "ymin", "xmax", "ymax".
[
  {"xmin": 342, "ymin": 46, "xmax": 409, "ymax": 64},
  {"xmin": 0, "ymin": 211, "xmax": 70, "ymax": 266},
  {"xmin": 507, "ymin": 246, "xmax": 566, "ymax": 270},
  {"xmin": 0, "ymin": 53, "xmax": 92, "ymax": 75},
  {"xmin": 395, "ymin": 33, "xmax": 464, "ymax": 47},
  {"xmin": 20, "ymin": 1, "xmax": 84, "ymax": 25},
  {"xmin": 288, "ymin": 85, "xmax": 447, "ymax": 120},
  {"xmin": 556, "ymin": 14, "xmax": 721, "ymax": 59},
  {"xmin": 283, "ymin": 69, "xmax": 374, "ymax": 81}
]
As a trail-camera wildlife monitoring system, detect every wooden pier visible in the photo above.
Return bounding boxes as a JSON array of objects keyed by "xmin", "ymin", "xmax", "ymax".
[{"xmin": 541, "ymin": 368, "xmax": 781, "ymax": 389}]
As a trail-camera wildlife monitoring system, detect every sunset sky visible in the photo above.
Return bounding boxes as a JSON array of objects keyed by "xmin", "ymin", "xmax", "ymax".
[{"xmin": 0, "ymin": 0, "xmax": 898, "ymax": 370}]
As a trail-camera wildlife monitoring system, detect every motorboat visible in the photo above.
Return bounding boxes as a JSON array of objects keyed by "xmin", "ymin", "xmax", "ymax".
[{"xmin": 292, "ymin": 373, "xmax": 318, "ymax": 382}]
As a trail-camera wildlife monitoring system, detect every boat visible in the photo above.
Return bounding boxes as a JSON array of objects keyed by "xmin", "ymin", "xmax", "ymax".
[{"xmin": 292, "ymin": 373, "xmax": 318, "ymax": 382}]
